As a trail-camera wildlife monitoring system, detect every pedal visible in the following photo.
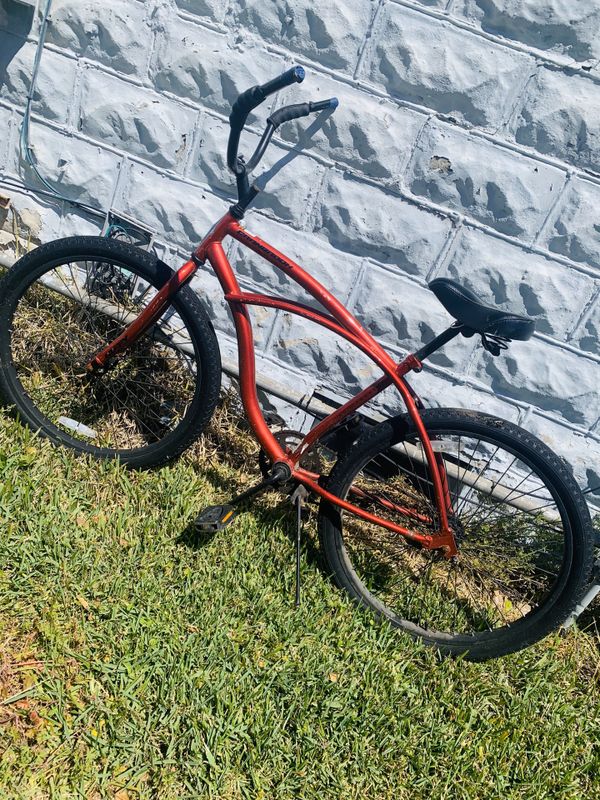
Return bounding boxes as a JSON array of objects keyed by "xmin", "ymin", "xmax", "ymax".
[{"xmin": 194, "ymin": 504, "xmax": 237, "ymax": 533}]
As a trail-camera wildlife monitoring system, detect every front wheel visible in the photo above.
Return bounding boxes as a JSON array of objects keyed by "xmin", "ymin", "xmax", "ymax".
[
  {"xmin": 318, "ymin": 409, "xmax": 594, "ymax": 660},
  {"xmin": 0, "ymin": 236, "xmax": 222, "ymax": 468}
]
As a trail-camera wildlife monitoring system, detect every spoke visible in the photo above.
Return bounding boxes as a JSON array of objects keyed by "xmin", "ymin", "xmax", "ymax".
[
  {"xmin": 455, "ymin": 442, "xmax": 501, "ymax": 516},
  {"xmin": 453, "ymin": 436, "xmax": 483, "ymax": 516}
]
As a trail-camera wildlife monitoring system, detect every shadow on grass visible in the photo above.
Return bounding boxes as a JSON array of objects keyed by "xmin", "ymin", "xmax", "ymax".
[{"xmin": 177, "ymin": 485, "xmax": 324, "ymax": 574}]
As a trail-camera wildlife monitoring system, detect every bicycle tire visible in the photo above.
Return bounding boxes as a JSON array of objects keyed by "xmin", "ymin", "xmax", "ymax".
[
  {"xmin": 0, "ymin": 236, "xmax": 222, "ymax": 469},
  {"xmin": 318, "ymin": 409, "xmax": 594, "ymax": 660}
]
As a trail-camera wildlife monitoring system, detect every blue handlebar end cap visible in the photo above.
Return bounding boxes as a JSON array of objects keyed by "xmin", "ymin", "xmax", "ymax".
[
  {"xmin": 309, "ymin": 97, "xmax": 339, "ymax": 113},
  {"xmin": 294, "ymin": 65, "xmax": 305, "ymax": 83}
]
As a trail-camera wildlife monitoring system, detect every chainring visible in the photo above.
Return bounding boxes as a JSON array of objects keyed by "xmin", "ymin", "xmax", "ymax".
[{"xmin": 258, "ymin": 429, "xmax": 324, "ymax": 478}]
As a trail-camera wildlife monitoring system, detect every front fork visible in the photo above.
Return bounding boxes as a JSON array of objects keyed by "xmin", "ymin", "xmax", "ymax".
[{"xmin": 86, "ymin": 258, "xmax": 198, "ymax": 373}]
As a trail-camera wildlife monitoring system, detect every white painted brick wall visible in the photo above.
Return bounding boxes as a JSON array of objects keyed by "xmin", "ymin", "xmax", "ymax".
[{"xmin": 0, "ymin": 0, "xmax": 599, "ymax": 504}]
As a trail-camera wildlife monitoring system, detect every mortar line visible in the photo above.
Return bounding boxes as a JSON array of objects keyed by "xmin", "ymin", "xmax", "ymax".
[
  {"xmin": 260, "ymin": 310, "xmax": 284, "ymax": 355},
  {"xmin": 182, "ymin": 109, "xmax": 204, "ymax": 179},
  {"xmin": 399, "ymin": 113, "xmax": 434, "ymax": 187},
  {"xmin": 107, "ymin": 156, "xmax": 130, "ymax": 216},
  {"xmin": 566, "ymin": 284, "xmax": 600, "ymax": 342},
  {"xmin": 144, "ymin": 26, "xmax": 159, "ymax": 88},
  {"xmin": 360, "ymin": 257, "xmax": 429, "ymax": 288},
  {"xmin": 518, "ymin": 405, "xmax": 533, "ymax": 426},
  {"xmin": 301, "ymin": 166, "xmax": 329, "ymax": 234},
  {"xmin": 65, "ymin": 58, "xmax": 84, "ymax": 133},
  {"xmin": 497, "ymin": 67, "xmax": 537, "ymax": 136},
  {"xmin": 353, "ymin": 0, "xmax": 386, "ymax": 80},
  {"xmin": 176, "ymin": 9, "xmax": 227, "ymax": 35},
  {"xmin": 425, "ymin": 219, "xmax": 463, "ymax": 282},
  {"xmin": 344, "ymin": 261, "xmax": 370, "ymax": 313},
  {"xmin": 532, "ymin": 331, "xmax": 600, "ymax": 365},
  {"xmin": 531, "ymin": 171, "xmax": 573, "ymax": 247}
]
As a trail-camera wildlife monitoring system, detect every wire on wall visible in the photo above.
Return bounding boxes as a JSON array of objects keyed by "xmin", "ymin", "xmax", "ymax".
[{"xmin": 15, "ymin": 0, "xmax": 103, "ymax": 219}]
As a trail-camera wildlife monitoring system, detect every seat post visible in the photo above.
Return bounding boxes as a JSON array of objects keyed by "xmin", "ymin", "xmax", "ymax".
[{"xmin": 413, "ymin": 323, "xmax": 464, "ymax": 362}]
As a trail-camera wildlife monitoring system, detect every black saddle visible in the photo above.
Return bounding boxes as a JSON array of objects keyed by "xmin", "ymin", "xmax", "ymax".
[{"xmin": 429, "ymin": 278, "xmax": 535, "ymax": 342}]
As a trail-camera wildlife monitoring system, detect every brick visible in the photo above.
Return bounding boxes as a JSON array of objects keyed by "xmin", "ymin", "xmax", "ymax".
[
  {"xmin": 407, "ymin": 121, "xmax": 565, "ymax": 240},
  {"xmin": 230, "ymin": 0, "xmax": 375, "ymax": 72},
  {"xmin": 453, "ymin": 1, "xmax": 600, "ymax": 64},
  {"xmin": 188, "ymin": 264, "xmax": 277, "ymax": 350},
  {"xmin": 270, "ymin": 313, "xmax": 380, "ymax": 395},
  {"xmin": 389, "ymin": 368, "xmax": 521, "ymax": 422},
  {"xmin": 228, "ymin": 215, "xmax": 362, "ymax": 308},
  {"xmin": 360, "ymin": 4, "xmax": 531, "ymax": 129},
  {"xmin": 79, "ymin": 68, "xmax": 197, "ymax": 171},
  {"xmin": 313, "ymin": 171, "xmax": 452, "ymax": 277},
  {"xmin": 23, "ymin": 124, "xmax": 121, "ymax": 209},
  {"xmin": 440, "ymin": 227, "xmax": 596, "ymax": 339},
  {"xmin": 118, "ymin": 162, "xmax": 229, "ymax": 249},
  {"xmin": 256, "ymin": 155, "xmax": 320, "ymax": 228},
  {"xmin": 0, "ymin": 38, "xmax": 76, "ymax": 124},
  {"xmin": 174, "ymin": 0, "xmax": 229, "ymax": 24},
  {"xmin": 571, "ymin": 296, "xmax": 600, "ymax": 357},
  {"xmin": 540, "ymin": 178, "xmax": 600, "ymax": 272},
  {"xmin": 510, "ymin": 69, "xmax": 600, "ymax": 175},
  {"xmin": 150, "ymin": 20, "xmax": 287, "ymax": 122},
  {"xmin": 191, "ymin": 112, "xmax": 325, "ymax": 227},
  {"xmin": 46, "ymin": 0, "xmax": 151, "ymax": 78},
  {"xmin": 471, "ymin": 337, "xmax": 599, "ymax": 428},
  {"xmin": 351, "ymin": 265, "xmax": 474, "ymax": 372},
  {"xmin": 277, "ymin": 72, "xmax": 426, "ymax": 185}
]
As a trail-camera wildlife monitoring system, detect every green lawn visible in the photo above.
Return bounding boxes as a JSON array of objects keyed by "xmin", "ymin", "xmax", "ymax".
[{"xmin": 0, "ymin": 409, "xmax": 599, "ymax": 799}]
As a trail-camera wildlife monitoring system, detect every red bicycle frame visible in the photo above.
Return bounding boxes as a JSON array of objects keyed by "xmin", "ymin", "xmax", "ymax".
[{"xmin": 89, "ymin": 211, "xmax": 458, "ymax": 556}]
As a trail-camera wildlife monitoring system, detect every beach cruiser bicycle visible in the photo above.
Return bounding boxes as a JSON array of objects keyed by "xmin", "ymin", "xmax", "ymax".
[{"xmin": 0, "ymin": 67, "xmax": 595, "ymax": 661}]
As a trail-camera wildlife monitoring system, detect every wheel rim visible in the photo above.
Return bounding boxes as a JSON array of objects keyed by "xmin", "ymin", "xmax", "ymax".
[
  {"xmin": 339, "ymin": 427, "xmax": 571, "ymax": 638},
  {"xmin": 9, "ymin": 257, "xmax": 200, "ymax": 452}
]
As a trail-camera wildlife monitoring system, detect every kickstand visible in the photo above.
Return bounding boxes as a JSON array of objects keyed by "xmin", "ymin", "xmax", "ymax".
[{"xmin": 290, "ymin": 484, "xmax": 308, "ymax": 607}]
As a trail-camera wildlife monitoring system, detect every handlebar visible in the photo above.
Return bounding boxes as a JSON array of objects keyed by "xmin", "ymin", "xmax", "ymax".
[
  {"xmin": 226, "ymin": 66, "xmax": 338, "ymax": 209},
  {"xmin": 227, "ymin": 66, "xmax": 306, "ymax": 174}
]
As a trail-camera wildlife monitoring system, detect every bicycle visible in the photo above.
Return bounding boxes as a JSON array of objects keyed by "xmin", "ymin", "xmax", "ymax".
[{"xmin": 0, "ymin": 66, "xmax": 595, "ymax": 661}]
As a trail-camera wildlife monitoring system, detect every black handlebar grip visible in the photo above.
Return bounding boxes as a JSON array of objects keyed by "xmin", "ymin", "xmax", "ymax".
[
  {"xmin": 267, "ymin": 97, "xmax": 339, "ymax": 129},
  {"xmin": 267, "ymin": 102, "xmax": 311, "ymax": 128},
  {"xmin": 229, "ymin": 67, "xmax": 306, "ymax": 130},
  {"xmin": 260, "ymin": 65, "xmax": 305, "ymax": 96}
]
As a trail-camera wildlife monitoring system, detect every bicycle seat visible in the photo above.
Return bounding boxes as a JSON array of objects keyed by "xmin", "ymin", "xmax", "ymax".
[{"xmin": 428, "ymin": 278, "xmax": 535, "ymax": 341}]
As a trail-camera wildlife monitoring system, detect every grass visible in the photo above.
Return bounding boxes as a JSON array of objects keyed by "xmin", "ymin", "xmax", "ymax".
[{"xmin": 0, "ymin": 406, "xmax": 599, "ymax": 799}]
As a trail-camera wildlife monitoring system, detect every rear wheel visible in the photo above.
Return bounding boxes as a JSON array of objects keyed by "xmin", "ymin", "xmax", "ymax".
[
  {"xmin": 318, "ymin": 409, "xmax": 594, "ymax": 660},
  {"xmin": 0, "ymin": 236, "xmax": 221, "ymax": 468}
]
